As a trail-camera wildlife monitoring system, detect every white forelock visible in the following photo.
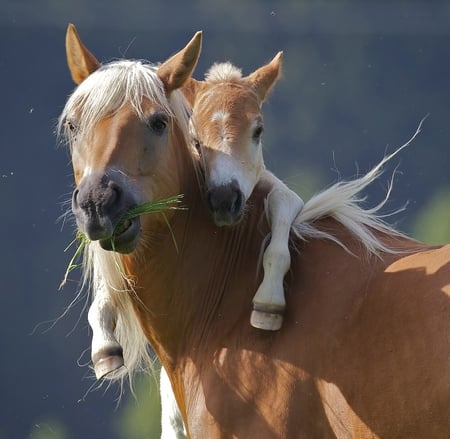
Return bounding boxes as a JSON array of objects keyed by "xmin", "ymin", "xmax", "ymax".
[
  {"xmin": 204, "ymin": 62, "xmax": 243, "ymax": 83},
  {"xmin": 58, "ymin": 60, "xmax": 190, "ymax": 148}
]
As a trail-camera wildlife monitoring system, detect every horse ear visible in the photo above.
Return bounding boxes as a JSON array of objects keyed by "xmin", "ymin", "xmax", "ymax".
[
  {"xmin": 181, "ymin": 78, "xmax": 204, "ymax": 106},
  {"xmin": 158, "ymin": 31, "xmax": 202, "ymax": 94},
  {"xmin": 65, "ymin": 23, "xmax": 101, "ymax": 84},
  {"xmin": 245, "ymin": 51, "xmax": 283, "ymax": 103}
]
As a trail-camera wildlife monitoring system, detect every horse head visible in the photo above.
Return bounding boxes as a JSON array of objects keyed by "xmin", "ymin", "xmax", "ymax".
[
  {"xmin": 185, "ymin": 52, "xmax": 282, "ymax": 226},
  {"xmin": 61, "ymin": 24, "xmax": 201, "ymax": 253}
]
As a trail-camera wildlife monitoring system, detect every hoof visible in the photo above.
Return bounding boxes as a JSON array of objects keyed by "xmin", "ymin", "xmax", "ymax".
[
  {"xmin": 92, "ymin": 346, "xmax": 124, "ymax": 380},
  {"xmin": 250, "ymin": 309, "xmax": 283, "ymax": 331}
]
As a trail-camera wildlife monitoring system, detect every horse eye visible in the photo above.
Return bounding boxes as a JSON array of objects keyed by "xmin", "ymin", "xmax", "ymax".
[
  {"xmin": 192, "ymin": 138, "xmax": 201, "ymax": 152},
  {"xmin": 66, "ymin": 120, "xmax": 77, "ymax": 133},
  {"xmin": 253, "ymin": 125, "xmax": 264, "ymax": 142},
  {"xmin": 147, "ymin": 113, "xmax": 168, "ymax": 135}
]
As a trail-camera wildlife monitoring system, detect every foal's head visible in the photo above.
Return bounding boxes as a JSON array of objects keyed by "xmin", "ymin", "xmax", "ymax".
[
  {"xmin": 186, "ymin": 53, "xmax": 282, "ymax": 226},
  {"xmin": 60, "ymin": 24, "xmax": 201, "ymax": 253}
]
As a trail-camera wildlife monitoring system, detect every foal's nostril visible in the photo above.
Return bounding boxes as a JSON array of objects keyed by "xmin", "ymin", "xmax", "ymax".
[
  {"xmin": 206, "ymin": 184, "xmax": 244, "ymax": 218},
  {"xmin": 206, "ymin": 190, "xmax": 215, "ymax": 212},
  {"xmin": 231, "ymin": 190, "xmax": 243, "ymax": 215}
]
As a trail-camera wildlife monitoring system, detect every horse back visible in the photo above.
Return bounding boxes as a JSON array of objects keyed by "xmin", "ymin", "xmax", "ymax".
[
  {"xmin": 187, "ymin": 218, "xmax": 450, "ymax": 438},
  {"xmin": 277, "ymin": 229, "xmax": 450, "ymax": 437}
]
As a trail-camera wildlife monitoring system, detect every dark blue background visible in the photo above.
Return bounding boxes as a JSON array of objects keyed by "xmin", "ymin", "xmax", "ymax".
[{"xmin": 1, "ymin": 2, "xmax": 449, "ymax": 438}]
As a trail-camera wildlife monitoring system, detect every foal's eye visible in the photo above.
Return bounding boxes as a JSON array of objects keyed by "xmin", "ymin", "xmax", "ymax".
[
  {"xmin": 252, "ymin": 125, "xmax": 264, "ymax": 142},
  {"xmin": 147, "ymin": 113, "xmax": 168, "ymax": 135}
]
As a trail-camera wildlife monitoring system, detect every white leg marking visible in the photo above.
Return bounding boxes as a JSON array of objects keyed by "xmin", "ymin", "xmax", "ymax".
[
  {"xmin": 251, "ymin": 171, "xmax": 304, "ymax": 331},
  {"xmin": 88, "ymin": 283, "xmax": 124, "ymax": 379},
  {"xmin": 160, "ymin": 366, "xmax": 187, "ymax": 439}
]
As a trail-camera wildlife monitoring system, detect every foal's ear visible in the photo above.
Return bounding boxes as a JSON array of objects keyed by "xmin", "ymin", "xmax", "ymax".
[
  {"xmin": 65, "ymin": 23, "xmax": 101, "ymax": 84},
  {"xmin": 181, "ymin": 78, "xmax": 204, "ymax": 106},
  {"xmin": 245, "ymin": 51, "xmax": 283, "ymax": 103},
  {"xmin": 158, "ymin": 31, "xmax": 202, "ymax": 95}
]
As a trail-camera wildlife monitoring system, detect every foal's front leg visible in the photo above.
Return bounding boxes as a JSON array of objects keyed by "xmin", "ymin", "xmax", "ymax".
[
  {"xmin": 88, "ymin": 283, "xmax": 125, "ymax": 379},
  {"xmin": 250, "ymin": 172, "xmax": 304, "ymax": 331}
]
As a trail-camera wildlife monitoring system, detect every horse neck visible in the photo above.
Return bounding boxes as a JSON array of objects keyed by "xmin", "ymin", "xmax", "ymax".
[{"xmin": 122, "ymin": 178, "xmax": 270, "ymax": 367}]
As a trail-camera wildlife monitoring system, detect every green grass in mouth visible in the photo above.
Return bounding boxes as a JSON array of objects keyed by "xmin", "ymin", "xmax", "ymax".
[{"xmin": 60, "ymin": 194, "xmax": 185, "ymax": 288}]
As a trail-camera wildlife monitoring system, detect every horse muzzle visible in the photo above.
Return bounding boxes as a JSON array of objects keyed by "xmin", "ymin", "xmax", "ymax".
[
  {"xmin": 72, "ymin": 172, "xmax": 141, "ymax": 253},
  {"xmin": 206, "ymin": 180, "xmax": 245, "ymax": 226}
]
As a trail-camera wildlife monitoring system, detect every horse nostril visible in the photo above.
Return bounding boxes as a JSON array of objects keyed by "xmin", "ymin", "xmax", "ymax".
[
  {"xmin": 104, "ymin": 181, "xmax": 123, "ymax": 209},
  {"xmin": 206, "ymin": 183, "xmax": 245, "ymax": 226},
  {"xmin": 72, "ymin": 188, "xmax": 80, "ymax": 209},
  {"xmin": 231, "ymin": 189, "xmax": 243, "ymax": 215},
  {"xmin": 206, "ymin": 190, "xmax": 215, "ymax": 212},
  {"xmin": 206, "ymin": 185, "xmax": 243, "ymax": 215}
]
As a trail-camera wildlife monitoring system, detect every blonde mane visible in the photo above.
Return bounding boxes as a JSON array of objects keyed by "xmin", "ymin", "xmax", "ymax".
[{"xmin": 58, "ymin": 60, "xmax": 191, "ymax": 147}]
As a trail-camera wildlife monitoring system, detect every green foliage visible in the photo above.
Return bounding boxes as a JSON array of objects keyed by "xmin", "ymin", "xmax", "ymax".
[
  {"xmin": 121, "ymin": 195, "xmax": 186, "ymax": 221},
  {"xmin": 283, "ymin": 165, "xmax": 327, "ymax": 202},
  {"xmin": 115, "ymin": 372, "xmax": 162, "ymax": 439},
  {"xmin": 59, "ymin": 229, "xmax": 90, "ymax": 289},
  {"xmin": 28, "ymin": 418, "xmax": 68, "ymax": 439},
  {"xmin": 411, "ymin": 187, "xmax": 450, "ymax": 244}
]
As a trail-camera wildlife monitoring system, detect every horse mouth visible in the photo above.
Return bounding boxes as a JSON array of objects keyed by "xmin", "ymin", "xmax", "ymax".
[
  {"xmin": 115, "ymin": 219, "xmax": 133, "ymax": 236},
  {"xmin": 206, "ymin": 182, "xmax": 245, "ymax": 227},
  {"xmin": 212, "ymin": 209, "xmax": 244, "ymax": 227},
  {"xmin": 99, "ymin": 217, "xmax": 141, "ymax": 253}
]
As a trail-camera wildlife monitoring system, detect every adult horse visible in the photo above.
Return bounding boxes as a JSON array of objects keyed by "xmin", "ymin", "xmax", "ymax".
[{"xmin": 60, "ymin": 26, "xmax": 450, "ymax": 438}]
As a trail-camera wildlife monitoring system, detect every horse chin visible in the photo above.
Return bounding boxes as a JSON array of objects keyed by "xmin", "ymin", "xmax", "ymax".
[
  {"xmin": 212, "ymin": 209, "xmax": 244, "ymax": 227},
  {"xmin": 99, "ymin": 217, "xmax": 141, "ymax": 253}
]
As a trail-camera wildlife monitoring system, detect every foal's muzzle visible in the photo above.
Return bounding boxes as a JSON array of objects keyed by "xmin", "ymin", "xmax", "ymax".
[
  {"xmin": 72, "ymin": 172, "xmax": 141, "ymax": 253},
  {"xmin": 206, "ymin": 180, "xmax": 244, "ymax": 226}
]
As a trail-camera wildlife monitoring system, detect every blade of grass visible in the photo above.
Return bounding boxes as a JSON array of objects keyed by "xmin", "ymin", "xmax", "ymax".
[
  {"xmin": 120, "ymin": 194, "xmax": 186, "ymax": 222},
  {"xmin": 59, "ymin": 230, "xmax": 89, "ymax": 289},
  {"xmin": 161, "ymin": 212, "xmax": 179, "ymax": 253}
]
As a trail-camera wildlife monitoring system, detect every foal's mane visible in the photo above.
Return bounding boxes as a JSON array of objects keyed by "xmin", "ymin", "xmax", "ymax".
[
  {"xmin": 60, "ymin": 58, "xmax": 423, "ymax": 386},
  {"xmin": 204, "ymin": 62, "xmax": 244, "ymax": 83}
]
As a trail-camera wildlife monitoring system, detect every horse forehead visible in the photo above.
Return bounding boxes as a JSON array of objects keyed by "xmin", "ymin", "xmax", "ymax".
[
  {"xmin": 193, "ymin": 86, "xmax": 262, "ymax": 148},
  {"xmin": 95, "ymin": 104, "xmax": 141, "ymax": 136},
  {"xmin": 196, "ymin": 83, "xmax": 261, "ymax": 123},
  {"xmin": 75, "ymin": 102, "xmax": 151, "ymax": 166},
  {"xmin": 92, "ymin": 98, "xmax": 168, "ymax": 136}
]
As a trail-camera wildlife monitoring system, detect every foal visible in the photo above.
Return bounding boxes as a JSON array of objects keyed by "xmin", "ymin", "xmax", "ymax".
[{"xmin": 185, "ymin": 55, "xmax": 304, "ymax": 331}]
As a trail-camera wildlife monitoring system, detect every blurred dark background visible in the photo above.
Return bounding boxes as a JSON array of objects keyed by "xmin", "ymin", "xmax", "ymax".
[{"xmin": 1, "ymin": 1, "xmax": 449, "ymax": 438}]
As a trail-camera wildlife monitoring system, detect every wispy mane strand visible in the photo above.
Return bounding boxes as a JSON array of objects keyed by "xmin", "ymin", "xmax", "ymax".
[{"xmin": 292, "ymin": 118, "xmax": 427, "ymax": 255}]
